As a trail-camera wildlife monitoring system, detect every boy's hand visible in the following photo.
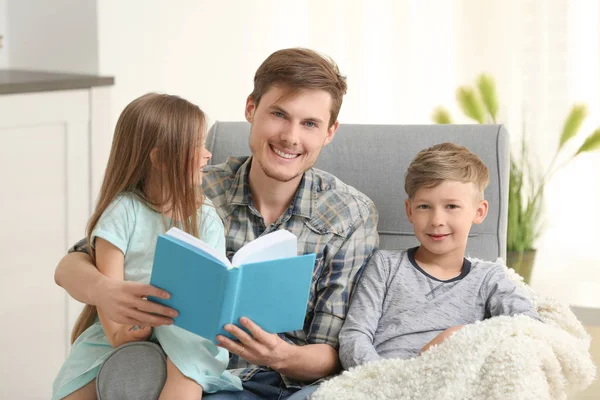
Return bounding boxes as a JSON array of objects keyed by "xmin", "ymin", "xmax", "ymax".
[
  {"xmin": 419, "ymin": 325, "xmax": 464, "ymax": 355},
  {"xmin": 110, "ymin": 325, "xmax": 152, "ymax": 348}
]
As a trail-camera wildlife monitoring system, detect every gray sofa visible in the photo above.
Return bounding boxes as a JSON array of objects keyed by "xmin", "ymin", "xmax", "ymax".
[
  {"xmin": 95, "ymin": 122, "xmax": 511, "ymax": 399},
  {"xmin": 207, "ymin": 122, "xmax": 510, "ymax": 260}
]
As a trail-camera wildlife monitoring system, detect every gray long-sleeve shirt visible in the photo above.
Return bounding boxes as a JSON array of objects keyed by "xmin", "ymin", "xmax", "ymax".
[{"xmin": 339, "ymin": 248, "xmax": 541, "ymax": 369}]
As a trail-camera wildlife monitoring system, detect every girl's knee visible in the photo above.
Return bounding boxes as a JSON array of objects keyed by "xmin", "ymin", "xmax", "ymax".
[
  {"xmin": 160, "ymin": 358, "xmax": 203, "ymax": 400},
  {"xmin": 61, "ymin": 380, "xmax": 97, "ymax": 400}
]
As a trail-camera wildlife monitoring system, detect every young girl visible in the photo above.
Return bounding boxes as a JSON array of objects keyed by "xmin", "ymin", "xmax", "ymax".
[{"xmin": 52, "ymin": 93, "xmax": 242, "ymax": 399}]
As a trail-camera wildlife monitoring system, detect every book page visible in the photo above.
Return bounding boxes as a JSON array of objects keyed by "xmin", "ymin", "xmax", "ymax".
[
  {"xmin": 165, "ymin": 227, "xmax": 231, "ymax": 268},
  {"xmin": 232, "ymin": 229, "xmax": 297, "ymax": 266},
  {"xmin": 232, "ymin": 253, "xmax": 315, "ymax": 334}
]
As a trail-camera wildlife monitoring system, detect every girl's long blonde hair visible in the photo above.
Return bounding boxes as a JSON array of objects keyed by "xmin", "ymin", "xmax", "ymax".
[{"xmin": 71, "ymin": 93, "xmax": 207, "ymax": 343}]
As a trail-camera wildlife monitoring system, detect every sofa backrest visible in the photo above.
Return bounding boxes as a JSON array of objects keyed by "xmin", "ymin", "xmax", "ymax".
[{"xmin": 207, "ymin": 122, "xmax": 510, "ymax": 261}]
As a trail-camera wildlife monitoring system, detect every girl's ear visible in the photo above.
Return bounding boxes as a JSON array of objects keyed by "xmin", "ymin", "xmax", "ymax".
[{"xmin": 149, "ymin": 148, "xmax": 162, "ymax": 169}]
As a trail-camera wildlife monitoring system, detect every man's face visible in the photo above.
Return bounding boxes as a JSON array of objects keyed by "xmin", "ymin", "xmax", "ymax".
[
  {"xmin": 245, "ymin": 85, "xmax": 338, "ymax": 183},
  {"xmin": 405, "ymin": 181, "xmax": 488, "ymax": 258}
]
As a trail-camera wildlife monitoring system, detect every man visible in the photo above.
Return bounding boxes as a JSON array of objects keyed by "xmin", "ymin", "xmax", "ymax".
[{"xmin": 55, "ymin": 48, "xmax": 378, "ymax": 399}]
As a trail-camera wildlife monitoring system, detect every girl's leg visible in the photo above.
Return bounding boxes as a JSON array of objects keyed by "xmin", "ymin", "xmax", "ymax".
[
  {"xmin": 61, "ymin": 380, "xmax": 97, "ymax": 400},
  {"xmin": 159, "ymin": 358, "xmax": 204, "ymax": 400}
]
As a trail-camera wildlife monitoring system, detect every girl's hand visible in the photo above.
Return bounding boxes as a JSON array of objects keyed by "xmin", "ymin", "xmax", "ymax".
[
  {"xmin": 94, "ymin": 277, "xmax": 178, "ymax": 327},
  {"xmin": 419, "ymin": 325, "xmax": 464, "ymax": 355},
  {"xmin": 110, "ymin": 325, "xmax": 153, "ymax": 348}
]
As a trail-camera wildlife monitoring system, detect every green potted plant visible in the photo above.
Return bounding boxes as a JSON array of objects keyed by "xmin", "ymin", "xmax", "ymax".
[{"xmin": 432, "ymin": 74, "xmax": 600, "ymax": 283}]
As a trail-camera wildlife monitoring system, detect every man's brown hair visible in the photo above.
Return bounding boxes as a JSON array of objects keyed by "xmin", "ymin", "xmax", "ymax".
[
  {"xmin": 250, "ymin": 48, "xmax": 347, "ymax": 127},
  {"xmin": 405, "ymin": 142, "xmax": 490, "ymax": 199}
]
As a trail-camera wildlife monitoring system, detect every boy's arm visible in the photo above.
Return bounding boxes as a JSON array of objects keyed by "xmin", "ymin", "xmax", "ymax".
[
  {"xmin": 339, "ymin": 251, "xmax": 386, "ymax": 369},
  {"xmin": 419, "ymin": 325, "xmax": 464, "ymax": 355},
  {"xmin": 483, "ymin": 264, "xmax": 542, "ymax": 321},
  {"xmin": 94, "ymin": 238, "xmax": 151, "ymax": 347}
]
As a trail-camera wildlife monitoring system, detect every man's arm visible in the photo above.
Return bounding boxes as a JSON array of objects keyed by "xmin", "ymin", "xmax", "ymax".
[
  {"xmin": 302, "ymin": 200, "xmax": 379, "ymax": 372},
  {"xmin": 218, "ymin": 200, "xmax": 379, "ymax": 380},
  {"xmin": 55, "ymin": 239, "xmax": 178, "ymax": 326},
  {"xmin": 276, "ymin": 199, "xmax": 379, "ymax": 379},
  {"xmin": 338, "ymin": 252, "xmax": 386, "ymax": 369},
  {"xmin": 273, "ymin": 343, "xmax": 339, "ymax": 380},
  {"xmin": 219, "ymin": 318, "xmax": 339, "ymax": 382},
  {"xmin": 55, "ymin": 250, "xmax": 104, "ymax": 305}
]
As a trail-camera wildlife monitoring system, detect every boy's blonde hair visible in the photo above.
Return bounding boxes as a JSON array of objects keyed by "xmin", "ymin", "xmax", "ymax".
[{"xmin": 404, "ymin": 142, "xmax": 490, "ymax": 199}]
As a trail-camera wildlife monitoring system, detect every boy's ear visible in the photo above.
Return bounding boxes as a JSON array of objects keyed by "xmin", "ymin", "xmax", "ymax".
[
  {"xmin": 405, "ymin": 199, "xmax": 413, "ymax": 223},
  {"xmin": 473, "ymin": 199, "xmax": 489, "ymax": 224}
]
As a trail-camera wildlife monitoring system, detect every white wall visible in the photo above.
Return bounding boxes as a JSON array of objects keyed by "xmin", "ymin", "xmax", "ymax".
[
  {"xmin": 96, "ymin": 0, "xmax": 462, "ymax": 128},
  {"xmin": 457, "ymin": 0, "xmax": 600, "ymax": 308},
  {"xmin": 532, "ymin": 0, "xmax": 600, "ymax": 308},
  {"xmin": 0, "ymin": 0, "xmax": 8, "ymax": 68},
  {"xmin": 94, "ymin": 0, "xmax": 600, "ymax": 307},
  {"xmin": 6, "ymin": 0, "xmax": 98, "ymax": 73}
]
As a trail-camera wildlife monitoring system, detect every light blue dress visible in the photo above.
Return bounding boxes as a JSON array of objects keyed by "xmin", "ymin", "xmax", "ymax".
[{"xmin": 52, "ymin": 193, "xmax": 242, "ymax": 399}]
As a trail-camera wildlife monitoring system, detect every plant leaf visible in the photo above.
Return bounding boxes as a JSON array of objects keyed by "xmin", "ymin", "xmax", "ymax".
[
  {"xmin": 456, "ymin": 86, "xmax": 486, "ymax": 124},
  {"xmin": 507, "ymin": 138, "xmax": 544, "ymax": 252},
  {"xmin": 576, "ymin": 128, "xmax": 600, "ymax": 155},
  {"xmin": 431, "ymin": 107, "xmax": 452, "ymax": 124},
  {"xmin": 507, "ymin": 157, "xmax": 523, "ymax": 251},
  {"xmin": 559, "ymin": 104, "xmax": 587, "ymax": 150},
  {"xmin": 476, "ymin": 74, "xmax": 499, "ymax": 122}
]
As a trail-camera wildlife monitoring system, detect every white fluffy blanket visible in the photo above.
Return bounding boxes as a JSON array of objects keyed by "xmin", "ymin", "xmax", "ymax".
[{"xmin": 312, "ymin": 265, "xmax": 597, "ymax": 400}]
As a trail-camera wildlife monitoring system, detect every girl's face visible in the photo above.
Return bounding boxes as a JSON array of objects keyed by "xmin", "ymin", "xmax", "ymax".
[{"xmin": 193, "ymin": 135, "xmax": 212, "ymax": 185}]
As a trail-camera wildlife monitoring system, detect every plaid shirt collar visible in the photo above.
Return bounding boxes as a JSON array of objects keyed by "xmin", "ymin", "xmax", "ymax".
[{"xmin": 224, "ymin": 156, "xmax": 315, "ymax": 220}]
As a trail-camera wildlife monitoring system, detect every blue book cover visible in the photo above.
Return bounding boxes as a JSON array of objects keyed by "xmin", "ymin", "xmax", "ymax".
[{"xmin": 149, "ymin": 228, "xmax": 315, "ymax": 343}]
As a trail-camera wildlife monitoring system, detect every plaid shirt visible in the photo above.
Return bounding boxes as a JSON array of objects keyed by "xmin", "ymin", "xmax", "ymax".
[
  {"xmin": 69, "ymin": 156, "xmax": 379, "ymax": 388},
  {"xmin": 202, "ymin": 157, "xmax": 378, "ymax": 388}
]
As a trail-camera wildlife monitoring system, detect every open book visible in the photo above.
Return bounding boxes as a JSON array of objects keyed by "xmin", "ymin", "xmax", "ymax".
[{"xmin": 149, "ymin": 227, "xmax": 315, "ymax": 342}]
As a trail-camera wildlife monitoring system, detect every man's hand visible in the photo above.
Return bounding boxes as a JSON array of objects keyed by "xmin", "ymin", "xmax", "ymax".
[
  {"xmin": 216, "ymin": 317, "xmax": 291, "ymax": 370},
  {"xmin": 93, "ymin": 277, "xmax": 178, "ymax": 327},
  {"xmin": 419, "ymin": 325, "xmax": 464, "ymax": 355},
  {"xmin": 109, "ymin": 325, "xmax": 152, "ymax": 348}
]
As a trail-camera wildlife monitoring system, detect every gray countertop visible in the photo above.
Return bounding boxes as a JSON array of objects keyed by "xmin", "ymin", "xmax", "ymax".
[
  {"xmin": 571, "ymin": 305, "xmax": 600, "ymax": 326},
  {"xmin": 0, "ymin": 69, "xmax": 114, "ymax": 95}
]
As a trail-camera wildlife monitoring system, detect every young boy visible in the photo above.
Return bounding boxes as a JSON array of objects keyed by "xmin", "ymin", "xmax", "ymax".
[{"xmin": 339, "ymin": 142, "xmax": 541, "ymax": 369}]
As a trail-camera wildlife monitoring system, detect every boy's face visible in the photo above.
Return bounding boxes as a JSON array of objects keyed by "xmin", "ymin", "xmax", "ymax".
[
  {"xmin": 245, "ymin": 85, "xmax": 338, "ymax": 183},
  {"xmin": 405, "ymin": 181, "xmax": 488, "ymax": 258}
]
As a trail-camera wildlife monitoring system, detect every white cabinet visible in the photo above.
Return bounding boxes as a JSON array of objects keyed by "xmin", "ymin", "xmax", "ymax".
[{"xmin": 0, "ymin": 87, "xmax": 111, "ymax": 399}]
